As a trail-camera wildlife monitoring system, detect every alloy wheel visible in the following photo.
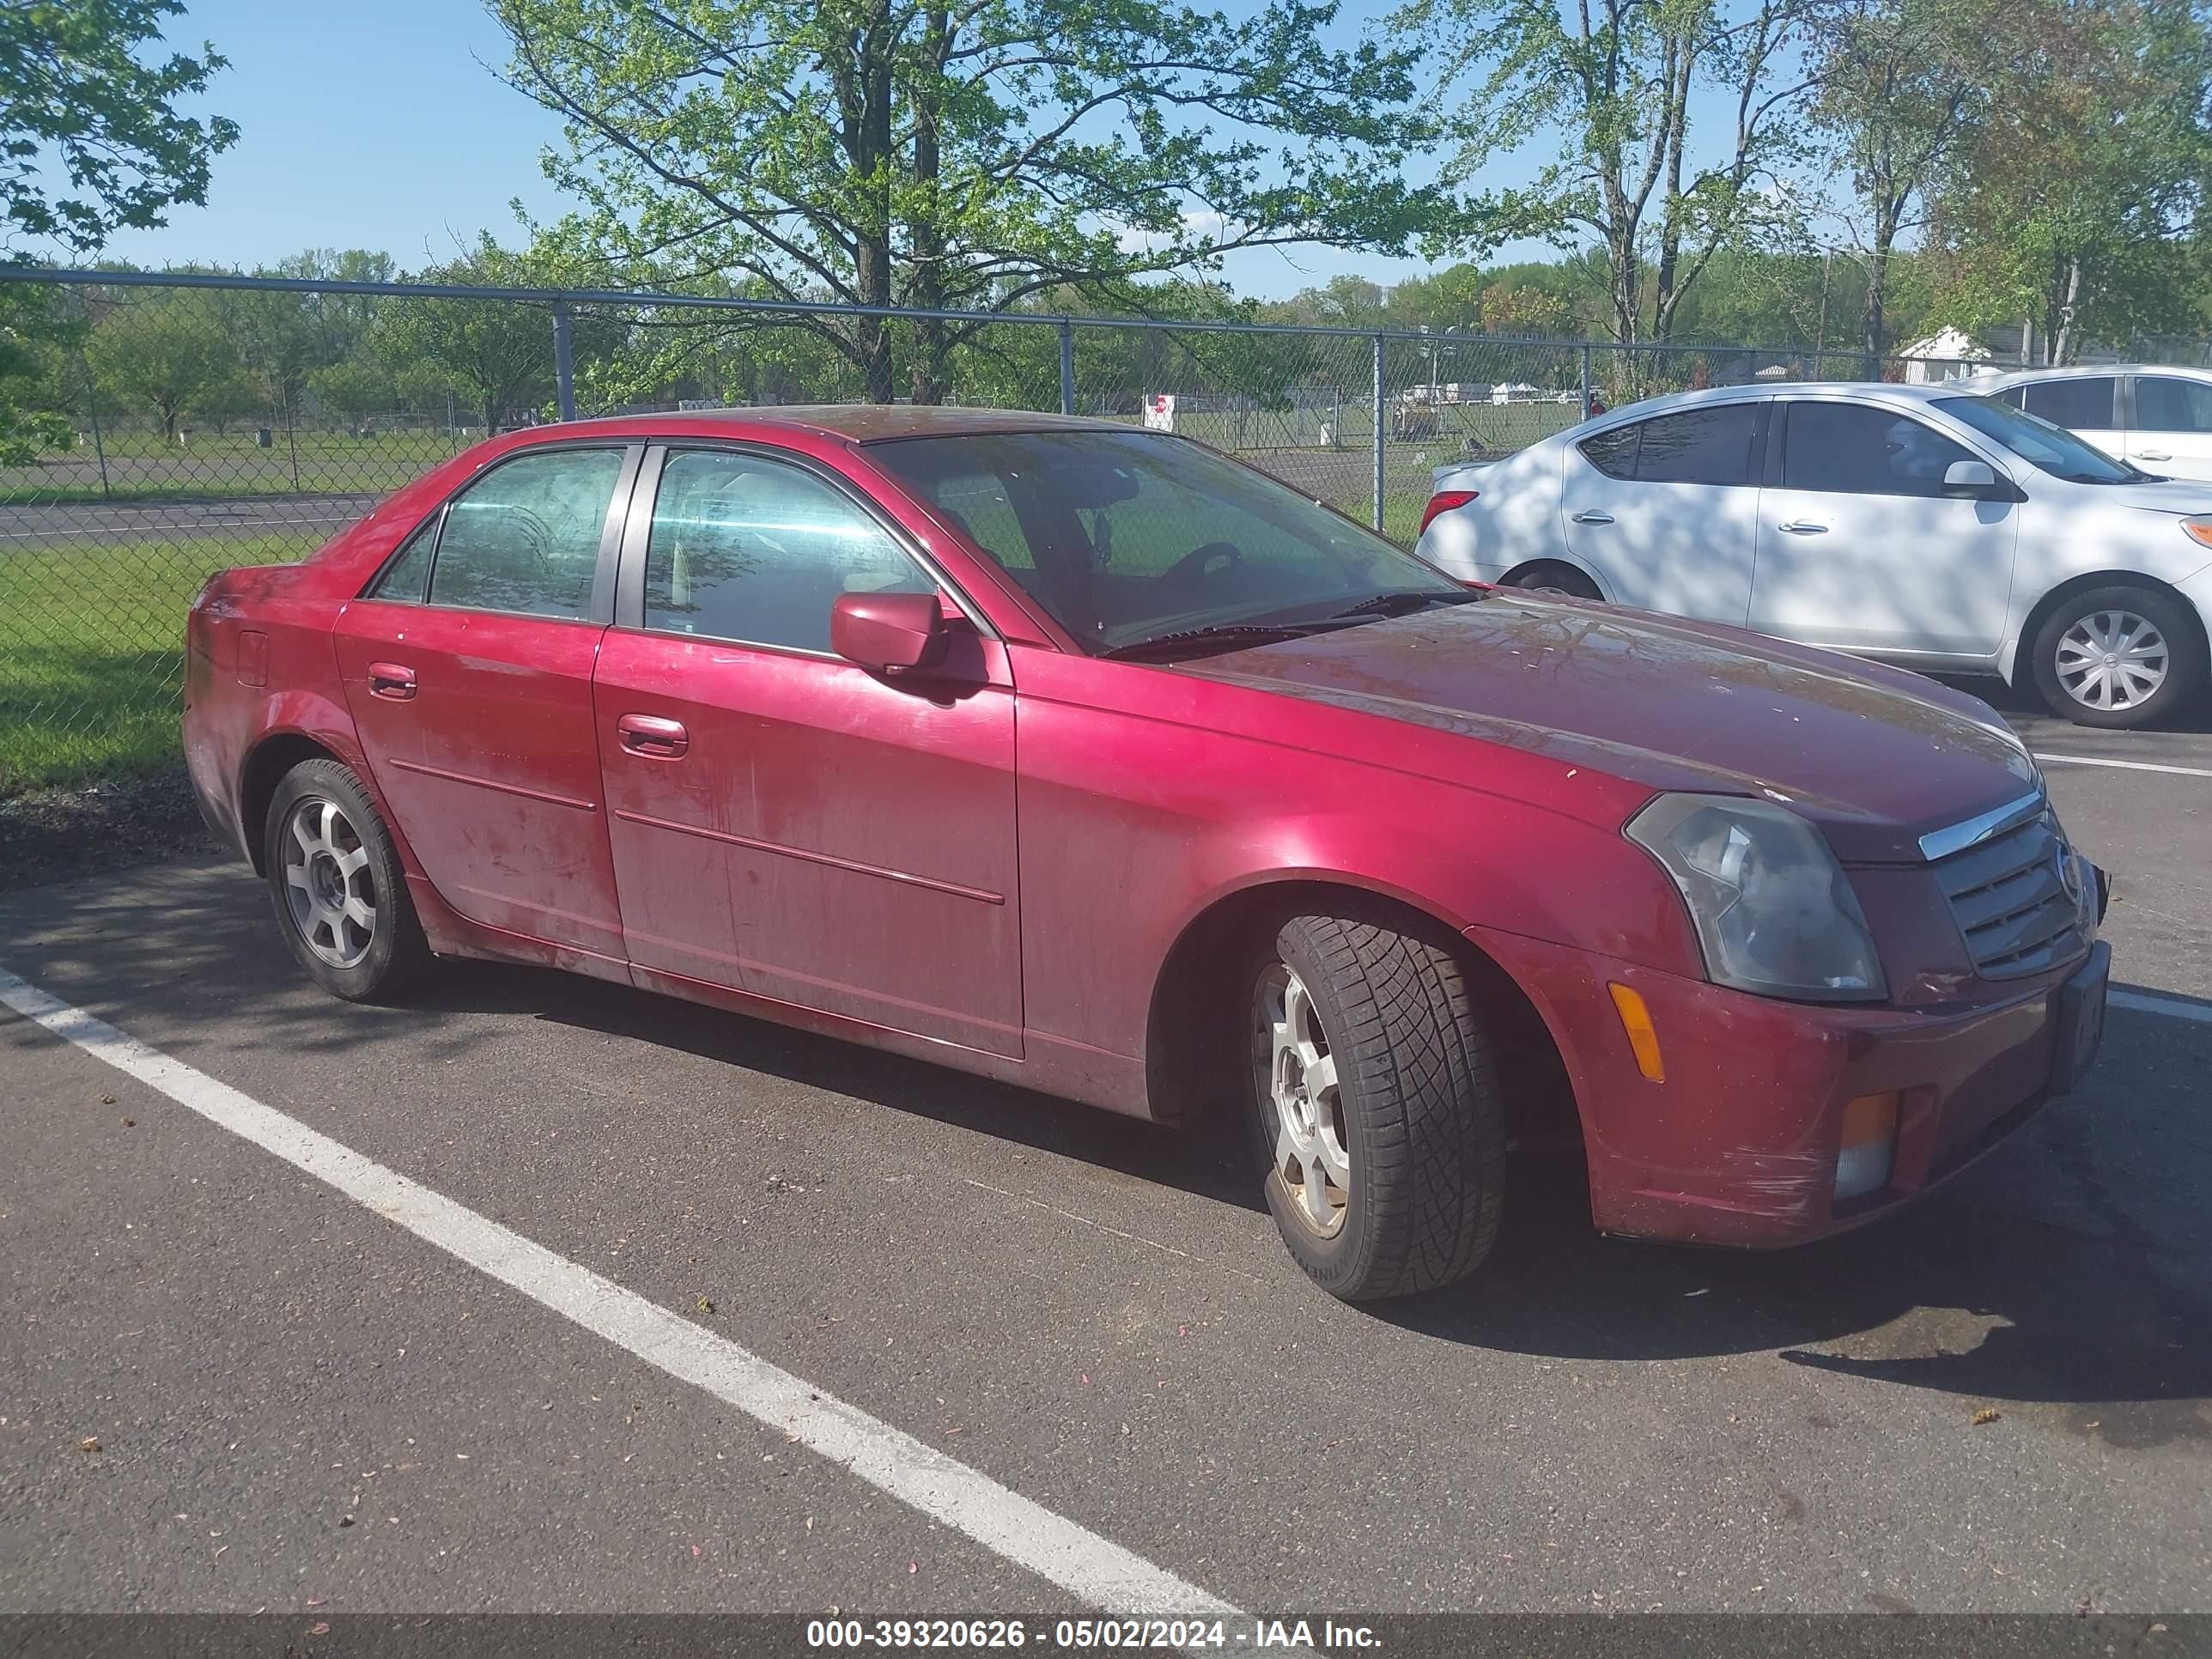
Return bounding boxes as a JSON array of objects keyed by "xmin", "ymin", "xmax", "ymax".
[
  {"xmin": 282, "ymin": 796, "xmax": 378, "ymax": 969},
  {"xmin": 1254, "ymin": 963, "xmax": 1351, "ymax": 1237}
]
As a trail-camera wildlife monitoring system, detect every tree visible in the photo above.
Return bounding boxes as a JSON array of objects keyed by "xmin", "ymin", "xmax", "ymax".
[
  {"xmin": 1804, "ymin": 0, "xmax": 1993, "ymax": 361},
  {"xmin": 88, "ymin": 290, "xmax": 235, "ymax": 439},
  {"xmin": 1478, "ymin": 281, "xmax": 1576, "ymax": 335},
  {"xmin": 0, "ymin": 0, "xmax": 238, "ymax": 254},
  {"xmin": 488, "ymin": 0, "xmax": 1442, "ymax": 402},
  {"xmin": 0, "ymin": 285, "xmax": 74, "ymax": 463},
  {"xmin": 371, "ymin": 238, "xmax": 620, "ymax": 432},
  {"xmin": 1927, "ymin": 0, "xmax": 2209, "ymax": 362},
  {"xmin": 1396, "ymin": 0, "xmax": 1816, "ymax": 345},
  {"xmin": 0, "ymin": 0, "xmax": 235, "ymax": 461}
]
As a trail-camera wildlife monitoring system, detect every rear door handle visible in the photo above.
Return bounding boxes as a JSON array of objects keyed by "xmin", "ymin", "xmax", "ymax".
[
  {"xmin": 2135, "ymin": 447, "xmax": 2172, "ymax": 460},
  {"xmin": 1570, "ymin": 510, "xmax": 1615, "ymax": 525},
  {"xmin": 368, "ymin": 661, "xmax": 416, "ymax": 700},
  {"xmin": 1777, "ymin": 520, "xmax": 1829, "ymax": 534},
  {"xmin": 617, "ymin": 713, "xmax": 690, "ymax": 759}
]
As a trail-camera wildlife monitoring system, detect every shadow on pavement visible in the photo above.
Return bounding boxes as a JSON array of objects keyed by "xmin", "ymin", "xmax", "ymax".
[{"xmin": 5, "ymin": 856, "xmax": 2208, "ymax": 1452}]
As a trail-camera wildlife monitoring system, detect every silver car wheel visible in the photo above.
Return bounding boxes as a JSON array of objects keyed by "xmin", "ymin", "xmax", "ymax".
[
  {"xmin": 2056, "ymin": 610, "xmax": 2168, "ymax": 712},
  {"xmin": 282, "ymin": 796, "xmax": 377, "ymax": 969},
  {"xmin": 1255, "ymin": 963, "xmax": 1351, "ymax": 1237}
]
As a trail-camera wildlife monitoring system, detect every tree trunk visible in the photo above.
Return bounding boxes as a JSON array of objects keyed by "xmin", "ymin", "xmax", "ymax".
[
  {"xmin": 906, "ymin": 8, "xmax": 952, "ymax": 405},
  {"xmin": 2051, "ymin": 256, "xmax": 2082, "ymax": 365}
]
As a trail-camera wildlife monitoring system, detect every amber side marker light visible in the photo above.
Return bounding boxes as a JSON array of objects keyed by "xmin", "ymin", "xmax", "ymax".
[
  {"xmin": 1835, "ymin": 1091, "xmax": 1901, "ymax": 1200},
  {"xmin": 1607, "ymin": 983, "xmax": 1666, "ymax": 1082}
]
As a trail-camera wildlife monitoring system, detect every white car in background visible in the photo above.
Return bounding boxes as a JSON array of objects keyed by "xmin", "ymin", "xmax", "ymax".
[
  {"xmin": 1414, "ymin": 382, "xmax": 2212, "ymax": 728},
  {"xmin": 1967, "ymin": 364, "xmax": 2212, "ymax": 482}
]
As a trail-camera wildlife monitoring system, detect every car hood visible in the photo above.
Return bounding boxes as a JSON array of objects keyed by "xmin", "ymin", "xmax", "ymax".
[
  {"xmin": 2051, "ymin": 476, "xmax": 2212, "ymax": 514},
  {"xmin": 1179, "ymin": 597, "xmax": 2040, "ymax": 863}
]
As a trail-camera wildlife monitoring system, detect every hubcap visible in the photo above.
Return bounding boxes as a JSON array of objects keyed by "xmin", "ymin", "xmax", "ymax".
[
  {"xmin": 2056, "ymin": 610, "xmax": 2167, "ymax": 711},
  {"xmin": 1253, "ymin": 963, "xmax": 1351, "ymax": 1237},
  {"xmin": 282, "ymin": 797, "xmax": 377, "ymax": 969}
]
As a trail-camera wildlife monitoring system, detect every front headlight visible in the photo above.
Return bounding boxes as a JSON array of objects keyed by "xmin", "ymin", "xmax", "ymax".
[{"xmin": 1628, "ymin": 794, "xmax": 1887, "ymax": 1002}]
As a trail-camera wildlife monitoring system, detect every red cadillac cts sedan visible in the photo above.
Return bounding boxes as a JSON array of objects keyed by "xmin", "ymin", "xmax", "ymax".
[{"xmin": 184, "ymin": 408, "xmax": 2111, "ymax": 1302}]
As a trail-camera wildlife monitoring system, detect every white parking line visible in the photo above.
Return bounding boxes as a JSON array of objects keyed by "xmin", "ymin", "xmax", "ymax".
[
  {"xmin": 2112, "ymin": 988, "xmax": 2212, "ymax": 1026},
  {"xmin": 0, "ymin": 966, "xmax": 1264, "ymax": 1640},
  {"xmin": 2034, "ymin": 752, "xmax": 2212, "ymax": 780}
]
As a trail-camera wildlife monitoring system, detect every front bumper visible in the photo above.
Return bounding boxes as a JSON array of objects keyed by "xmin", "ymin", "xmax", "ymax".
[{"xmin": 1470, "ymin": 923, "xmax": 2106, "ymax": 1247}]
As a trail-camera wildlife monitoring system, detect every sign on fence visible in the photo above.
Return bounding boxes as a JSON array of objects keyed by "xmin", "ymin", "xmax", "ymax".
[{"xmin": 1142, "ymin": 394, "xmax": 1176, "ymax": 433}]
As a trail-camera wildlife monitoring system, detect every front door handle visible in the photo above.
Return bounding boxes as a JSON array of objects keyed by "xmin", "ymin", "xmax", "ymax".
[
  {"xmin": 368, "ymin": 662, "xmax": 416, "ymax": 700},
  {"xmin": 617, "ymin": 713, "xmax": 690, "ymax": 759},
  {"xmin": 1570, "ymin": 510, "xmax": 1615, "ymax": 525},
  {"xmin": 1777, "ymin": 520, "xmax": 1829, "ymax": 535},
  {"xmin": 2135, "ymin": 447, "xmax": 2172, "ymax": 461}
]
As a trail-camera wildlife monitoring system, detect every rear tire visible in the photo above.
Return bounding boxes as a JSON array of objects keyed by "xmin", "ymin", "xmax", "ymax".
[
  {"xmin": 264, "ymin": 758, "xmax": 434, "ymax": 1003},
  {"xmin": 2028, "ymin": 584, "xmax": 2204, "ymax": 729},
  {"xmin": 1505, "ymin": 561, "xmax": 1603, "ymax": 601},
  {"xmin": 1244, "ymin": 905, "xmax": 1505, "ymax": 1302}
]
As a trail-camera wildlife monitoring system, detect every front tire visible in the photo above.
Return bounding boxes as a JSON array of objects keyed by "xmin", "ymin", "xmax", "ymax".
[
  {"xmin": 1246, "ymin": 907, "xmax": 1506, "ymax": 1302},
  {"xmin": 1505, "ymin": 561, "xmax": 1603, "ymax": 601},
  {"xmin": 2029, "ymin": 585, "xmax": 2205, "ymax": 729},
  {"xmin": 264, "ymin": 758, "xmax": 434, "ymax": 1003}
]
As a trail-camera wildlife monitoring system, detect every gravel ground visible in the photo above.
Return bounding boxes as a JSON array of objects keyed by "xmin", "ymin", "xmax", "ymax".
[{"xmin": 0, "ymin": 766, "xmax": 219, "ymax": 893}]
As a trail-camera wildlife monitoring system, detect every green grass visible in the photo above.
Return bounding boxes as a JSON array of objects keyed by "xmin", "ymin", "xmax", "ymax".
[
  {"xmin": 0, "ymin": 535, "xmax": 304, "ymax": 796},
  {"xmin": 0, "ymin": 428, "xmax": 465, "ymax": 505}
]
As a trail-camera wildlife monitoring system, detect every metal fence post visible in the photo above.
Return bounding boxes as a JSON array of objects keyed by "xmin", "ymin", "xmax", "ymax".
[
  {"xmin": 1058, "ymin": 319, "xmax": 1076, "ymax": 416},
  {"xmin": 1580, "ymin": 342, "xmax": 1593, "ymax": 421},
  {"xmin": 553, "ymin": 299, "xmax": 578, "ymax": 422},
  {"xmin": 1371, "ymin": 331, "xmax": 1385, "ymax": 533}
]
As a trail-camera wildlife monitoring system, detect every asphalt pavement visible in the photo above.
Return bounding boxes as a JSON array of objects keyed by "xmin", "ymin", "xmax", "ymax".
[{"xmin": 3, "ymin": 698, "xmax": 2209, "ymax": 1623}]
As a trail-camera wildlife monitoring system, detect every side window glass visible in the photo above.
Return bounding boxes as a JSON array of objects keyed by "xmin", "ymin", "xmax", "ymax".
[
  {"xmin": 1630, "ymin": 405, "xmax": 1757, "ymax": 486},
  {"xmin": 644, "ymin": 450, "xmax": 934, "ymax": 652},
  {"xmin": 2021, "ymin": 377, "xmax": 2118, "ymax": 429},
  {"xmin": 1578, "ymin": 423, "xmax": 1639, "ymax": 479},
  {"xmin": 2133, "ymin": 376, "xmax": 2212, "ymax": 434},
  {"xmin": 366, "ymin": 516, "xmax": 438, "ymax": 602},
  {"xmin": 1781, "ymin": 404, "xmax": 1975, "ymax": 497},
  {"xmin": 427, "ymin": 448, "xmax": 624, "ymax": 619}
]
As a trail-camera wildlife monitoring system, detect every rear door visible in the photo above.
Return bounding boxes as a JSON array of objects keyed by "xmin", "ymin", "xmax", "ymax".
[
  {"xmin": 2124, "ymin": 374, "xmax": 2212, "ymax": 479},
  {"xmin": 1749, "ymin": 399, "xmax": 2019, "ymax": 659},
  {"xmin": 1559, "ymin": 401, "xmax": 1764, "ymax": 623},
  {"xmin": 332, "ymin": 442, "xmax": 640, "ymax": 965},
  {"xmin": 2020, "ymin": 375, "xmax": 2124, "ymax": 459},
  {"xmin": 592, "ymin": 443, "xmax": 1023, "ymax": 1056}
]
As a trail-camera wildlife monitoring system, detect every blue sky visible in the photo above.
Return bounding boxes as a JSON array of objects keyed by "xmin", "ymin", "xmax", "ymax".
[{"xmin": 83, "ymin": 0, "xmax": 1538, "ymax": 298}]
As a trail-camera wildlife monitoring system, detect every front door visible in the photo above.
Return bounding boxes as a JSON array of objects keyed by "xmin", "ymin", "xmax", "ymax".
[
  {"xmin": 332, "ymin": 442, "xmax": 638, "ymax": 963},
  {"xmin": 2125, "ymin": 374, "xmax": 2212, "ymax": 480},
  {"xmin": 1559, "ymin": 401, "xmax": 1764, "ymax": 623},
  {"xmin": 592, "ymin": 444, "xmax": 1024, "ymax": 1056},
  {"xmin": 1750, "ymin": 399, "xmax": 2019, "ymax": 659}
]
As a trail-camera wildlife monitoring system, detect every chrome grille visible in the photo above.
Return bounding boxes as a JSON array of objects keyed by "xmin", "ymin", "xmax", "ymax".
[{"xmin": 1929, "ymin": 808, "xmax": 2084, "ymax": 979}]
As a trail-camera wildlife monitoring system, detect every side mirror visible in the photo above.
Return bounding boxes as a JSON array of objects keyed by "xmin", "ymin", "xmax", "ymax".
[
  {"xmin": 831, "ymin": 590, "xmax": 950, "ymax": 675},
  {"xmin": 1943, "ymin": 459, "xmax": 2004, "ymax": 498}
]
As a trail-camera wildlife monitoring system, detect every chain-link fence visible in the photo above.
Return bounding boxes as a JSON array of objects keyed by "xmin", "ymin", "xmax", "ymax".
[{"xmin": 0, "ymin": 266, "xmax": 2178, "ymax": 794}]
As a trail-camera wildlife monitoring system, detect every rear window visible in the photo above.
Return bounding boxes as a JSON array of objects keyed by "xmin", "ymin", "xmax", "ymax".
[{"xmin": 1577, "ymin": 404, "xmax": 1757, "ymax": 486}]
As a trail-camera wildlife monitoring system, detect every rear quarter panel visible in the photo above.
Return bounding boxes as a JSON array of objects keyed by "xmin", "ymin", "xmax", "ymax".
[{"xmin": 1416, "ymin": 445, "xmax": 1568, "ymax": 582}]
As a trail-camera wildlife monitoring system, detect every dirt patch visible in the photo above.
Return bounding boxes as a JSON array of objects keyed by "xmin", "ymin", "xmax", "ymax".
[{"xmin": 0, "ymin": 766, "xmax": 222, "ymax": 893}]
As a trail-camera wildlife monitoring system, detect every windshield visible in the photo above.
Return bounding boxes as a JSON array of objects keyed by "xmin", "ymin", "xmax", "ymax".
[
  {"xmin": 866, "ymin": 428, "xmax": 1469, "ymax": 653},
  {"xmin": 1933, "ymin": 395, "xmax": 2138, "ymax": 483}
]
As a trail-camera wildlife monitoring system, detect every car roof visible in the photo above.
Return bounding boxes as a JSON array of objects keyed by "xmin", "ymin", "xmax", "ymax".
[
  {"xmin": 1975, "ymin": 363, "xmax": 2209, "ymax": 386},
  {"xmin": 511, "ymin": 404, "xmax": 1121, "ymax": 444},
  {"xmin": 1581, "ymin": 380, "xmax": 1967, "ymax": 422}
]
